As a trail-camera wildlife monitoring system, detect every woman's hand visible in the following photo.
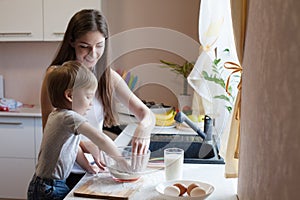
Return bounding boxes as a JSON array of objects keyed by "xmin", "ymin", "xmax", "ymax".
[
  {"xmin": 131, "ymin": 136, "xmax": 150, "ymax": 172},
  {"xmin": 110, "ymin": 69, "xmax": 155, "ymax": 154},
  {"xmin": 131, "ymin": 110, "xmax": 155, "ymax": 154},
  {"xmin": 131, "ymin": 132, "xmax": 150, "ymax": 155},
  {"xmin": 130, "ymin": 108, "xmax": 155, "ymax": 174},
  {"xmin": 130, "ymin": 107, "xmax": 155, "ymax": 156}
]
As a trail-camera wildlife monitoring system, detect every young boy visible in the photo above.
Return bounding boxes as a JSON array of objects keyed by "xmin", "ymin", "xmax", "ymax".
[{"xmin": 27, "ymin": 61, "xmax": 122, "ymax": 200}]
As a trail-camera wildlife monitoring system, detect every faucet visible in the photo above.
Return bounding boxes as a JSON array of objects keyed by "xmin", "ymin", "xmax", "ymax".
[{"xmin": 174, "ymin": 112, "xmax": 213, "ymax": 141}]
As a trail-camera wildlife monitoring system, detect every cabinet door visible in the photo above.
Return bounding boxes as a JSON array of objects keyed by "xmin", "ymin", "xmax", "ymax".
[
  {"xmin": 0, "ymin": 0, "xmax": 43, "ymax": 41},
  {"xmin": 0, "ymin": 158, "xmax": 35, "ymax": 199},
  {"xmin": 0, "ymin": 116, "xmax": 36, "ymax": 199},
  {"xmin": 43, "ymin": 0, "xmax": 101, "ymax": 41},
  {"xmin": 0, "ymin": 117, "xmax": 35, "ymax": 158}
]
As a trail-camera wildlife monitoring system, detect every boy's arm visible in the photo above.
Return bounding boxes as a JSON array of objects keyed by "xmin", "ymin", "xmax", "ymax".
[
  {"xmin": 76, "ymin": 145, "xmax": 102, "ymax": 174},
  {"xmin": 80, "ymin": 140, "xmax": 106, "ymax": 170},
  {"xmin": 78, "ymin": 122, "xmax": 122, "ymax": 158}
]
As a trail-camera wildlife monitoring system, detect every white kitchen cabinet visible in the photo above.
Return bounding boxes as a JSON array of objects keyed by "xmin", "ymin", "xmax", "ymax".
[
  {"xmin": 0, "ymin": 0, "xmax": 101, "ymax": 41},
  {"xmin": 0, "ymin": 0, "xmax": 43, "ymax": 41},
  {"xmin": 43, "ymin": 0, "xmax": 101, "ymax": 41},
  {"xmin": 0, "ymin": 116, "xmax": 42, "ymax": 199}
]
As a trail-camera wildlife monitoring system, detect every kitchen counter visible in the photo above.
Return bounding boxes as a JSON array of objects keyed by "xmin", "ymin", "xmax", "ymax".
[
  {"xmin": 65, "ymin": 164, "xmax": 237, "ymax": 200},
  {"xmin": 0, "ymin": 106, "xmax": 41, "ymax": 117},
  {"xmin": 64, "ymin": 124, "xmax": 238, "ymax": 200}
]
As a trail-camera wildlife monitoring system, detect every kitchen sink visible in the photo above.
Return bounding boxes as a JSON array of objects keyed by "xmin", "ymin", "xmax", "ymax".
[{"xmin": 149, "ymin": 134, "xmax": 224, "ymax": 164}]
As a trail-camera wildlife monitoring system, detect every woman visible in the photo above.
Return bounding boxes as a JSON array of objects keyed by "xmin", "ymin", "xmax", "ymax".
[{"xmin": 40, "ymin": 9, "xmax": 155, "ymax": 189}]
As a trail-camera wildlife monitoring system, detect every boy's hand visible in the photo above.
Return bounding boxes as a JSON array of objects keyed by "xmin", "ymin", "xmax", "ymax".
[
  {"xmin": 92, "ymin": 151, "xmax": 106, "ymax": 171},
  {"xmin": 81, "ymin": 140, "xmax": 106, "ymax": 170},
  {"xmin": 87, "ymin": 164, "xmax": 102, "ymax": 174}
]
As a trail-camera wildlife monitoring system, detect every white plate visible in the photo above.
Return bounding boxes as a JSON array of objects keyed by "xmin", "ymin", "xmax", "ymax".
[
  {"xmin": 154, "ymin": 124, "xmax": 176, "ymax": 129},
  {"xmin": 156, "ymin": 180, "xmax": 214, "ymax": 200}
]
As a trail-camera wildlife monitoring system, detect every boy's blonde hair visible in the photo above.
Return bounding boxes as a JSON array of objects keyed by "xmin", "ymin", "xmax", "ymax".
[{"xmin": 47, "ymin": 61, "xmax": 98, "ymax": 109}]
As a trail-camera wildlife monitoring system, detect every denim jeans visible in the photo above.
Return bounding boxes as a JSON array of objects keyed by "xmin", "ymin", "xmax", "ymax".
[{"xmin": 27, "ymin": 174, "xmax": 70, "ymax": 200}]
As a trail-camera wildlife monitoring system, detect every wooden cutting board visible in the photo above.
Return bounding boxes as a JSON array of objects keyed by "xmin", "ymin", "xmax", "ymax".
[{"xmin": 73, "ymin": 175, "xmax": 142, "ymax": 200}]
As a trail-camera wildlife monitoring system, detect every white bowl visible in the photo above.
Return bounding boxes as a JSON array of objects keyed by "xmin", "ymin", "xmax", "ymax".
[{"xmin": 102, "ymin": 146, "xmax": 151, "ymax": 182}]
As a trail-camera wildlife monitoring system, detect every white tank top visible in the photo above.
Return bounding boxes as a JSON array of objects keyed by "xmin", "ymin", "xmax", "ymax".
[
  {"xmin": 80, "ymin": 96, "xmax": 104, "ymax": 141},
  {"xmin": 72, "ymin": 96, "xmax": 104, "ymax": 173}
]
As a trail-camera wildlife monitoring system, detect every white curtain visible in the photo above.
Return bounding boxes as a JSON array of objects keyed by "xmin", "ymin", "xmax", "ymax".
[{"xmin": 188, "ymin": 0, "xmax": 241, "ymax": 177}]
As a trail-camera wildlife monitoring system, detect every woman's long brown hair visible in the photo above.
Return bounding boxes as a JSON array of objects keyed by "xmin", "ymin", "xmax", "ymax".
[{"xmin": 50, "ymin": 9, "xmax": 116, "ymax": 126}]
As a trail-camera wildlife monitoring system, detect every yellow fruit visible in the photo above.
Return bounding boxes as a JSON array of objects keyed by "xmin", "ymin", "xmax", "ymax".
[
  {"xmin": 155, "ymin": 118, "xmax": 175, "ymax": 126},
  {"xmin": 154, "ymin": 109, "xmax": 175, "ymax": 121},
  {"xmin": 187, "ymin": 114, "xmax": 198, "ymax": 122},
  {"xmin": 198, "ymin": 115, "xmax": 205, "ymax": 122},
  {"xmin": 187, "ymin": 115, "xmax": 204, "ymax": 122},
  {"xmin": 154, "ymin": 108, "xmax": 177, "ymax": 126},
  {"xmin": 187, "ymin": 114, "xmax": 205, "ymax": 122}
]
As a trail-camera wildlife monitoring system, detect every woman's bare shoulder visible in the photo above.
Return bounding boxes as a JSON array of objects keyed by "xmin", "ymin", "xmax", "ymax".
[{"xmin": 110, "ymin": 68, "xmax": 123, "ymax": 83}]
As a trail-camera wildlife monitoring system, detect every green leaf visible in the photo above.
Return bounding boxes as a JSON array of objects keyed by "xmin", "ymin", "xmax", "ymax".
[
  {"xmin": 160, "ymin": 60, "xmax": 177, "ymax": 66},
  {"xmin": 224, "ymin": 48, "xmax": 230, "ymax": 53},
  {"xmin": 202, "ymin": 70, "xmax": 209, "ymax": 78},
  {"xmin": 212, "ymin": 69, "xmax": 219, "ymax": 74},
  {"xmin": 213, "ymin": 58, "xmax": 221, "ymax": 65},
  {"xmin": 214, "ymin": 95, "xmax": 230, "ymax": 102},
  {"xmin": 226, "ymin": 106, "xmax": 232, "ymax": 113},
  {"xmin": 215, "ymin": 78, "xmax": 226, "ymax": 88},
  {"xmin": 202, "ymin": 71, "xmax": 226, "ymax": 88},
  {"xmin": 212, "ymin": 66, "xmax": 218, "ymax": 72},
  {"xmin": 228, "ymin": 86, "xmax": 232, "ymax": 94},
  {"xmin": 160, "ymin": 60, "xmax": 194, "ymax": 78},
  {"xmin": 233, "ymin": 74, "xmax": 241, "ymax": 78}
]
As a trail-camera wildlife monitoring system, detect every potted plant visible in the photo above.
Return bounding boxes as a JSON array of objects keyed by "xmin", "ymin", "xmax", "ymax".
[
  {"xmin": 160, "ymin": 59, "xmax": 194, "ymax": 95},
  {"xmin": 160, "ymin": 59, "xmax": 195, "ymax": 117}
]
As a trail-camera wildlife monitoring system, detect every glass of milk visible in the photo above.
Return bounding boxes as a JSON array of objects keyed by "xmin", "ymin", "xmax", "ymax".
[{"xmin": 164, "ymin": 148, "xmax": 184, "ymax": 180}]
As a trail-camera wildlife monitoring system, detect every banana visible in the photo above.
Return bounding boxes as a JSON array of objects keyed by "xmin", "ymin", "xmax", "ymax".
[
  {"xmin": 155, "ymin": 118, "xmax": 175, "ymax": 126},
  {"xmin": 154, "ymin": 108, "xmax": 175, "ymax": 120},
  {"xmin": 154, "ymin": 109, "xmax": 177, "ymax": 126}
]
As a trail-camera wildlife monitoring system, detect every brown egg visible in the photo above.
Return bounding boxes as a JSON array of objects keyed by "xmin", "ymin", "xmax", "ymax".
[
  {"xmin": 190, "ymin": 186, "xmax": 206, "ymax": 197},
  {"xmin": 164, "ymin": 185, "xmax": 181, "ymax": 197},
  {"xmin": 173, "ymin": 183, "xmax": 187, "ymax": 196},
  {"xmin": 187, "ymin": 183, "xmax": 200, "ymax": 196}
]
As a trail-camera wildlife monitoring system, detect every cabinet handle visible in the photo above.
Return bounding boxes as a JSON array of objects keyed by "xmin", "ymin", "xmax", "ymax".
[
  {"xmin": 0, "ymin": 32, "xmax": 32, "ymax": 36},
  {"xmin": 53, "ymin": 32, "xmax": 65, "ymax": 36},
  {"xmin": 0, "ymin": 122, "xmax": 23, "ymax": 125}
]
